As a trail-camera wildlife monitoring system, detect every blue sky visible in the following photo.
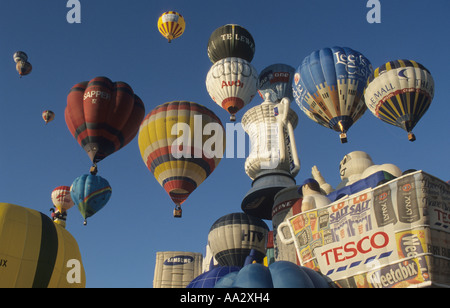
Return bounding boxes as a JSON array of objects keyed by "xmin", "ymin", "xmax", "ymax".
[{"xmin": 0, "ymin": 0, "xmax": 448, "ymax": 287}]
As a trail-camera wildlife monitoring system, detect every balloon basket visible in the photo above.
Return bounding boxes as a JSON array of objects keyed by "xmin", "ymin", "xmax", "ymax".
[
  {"xmin": 339, "ymin": 133, "xmax": 348, "ymax": 143},
  {"xmin": 408, "ymin": 132, "xmax": 416, "ymax": 142},
  {"xmin": 173, "ymin": 207, "xmax": 182, "ymax": 218}
]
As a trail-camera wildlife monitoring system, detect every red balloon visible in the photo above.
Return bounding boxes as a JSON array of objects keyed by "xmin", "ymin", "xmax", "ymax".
[{"xmin": 65, "ymin": 77, "xmax": 145, "ymax": 164}]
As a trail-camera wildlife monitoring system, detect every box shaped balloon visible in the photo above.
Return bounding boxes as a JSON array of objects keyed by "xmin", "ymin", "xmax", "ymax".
[{"xmin": 277, "ymin": 171, "xmax": 450, "ymax": 288}]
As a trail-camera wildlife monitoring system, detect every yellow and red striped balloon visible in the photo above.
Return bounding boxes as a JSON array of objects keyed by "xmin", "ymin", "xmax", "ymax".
[
  {"xmin": 157, "ymin": 11, "xmax": 185, "ymax": 43},
  {"xmin": 138, "ymin": 101, "xmax": 225, "ymax": 216}
]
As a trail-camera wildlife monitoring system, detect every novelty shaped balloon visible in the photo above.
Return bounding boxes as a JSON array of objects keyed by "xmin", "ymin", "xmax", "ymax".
[
  {"xmin": 51, "ymin": 186, "xmax": 74, "ymax": 213},
  {"xmin": 70, "ymin": 174, "xmax": 112, "ymax": 224},
  {"xmin": 157, "ymin": 11, "xmax": 185, "ymax": 43},
  {"xmin": 206, "ymin": 57, "xmax": 258, "ymax": 121},
  {"xmin": 0, "ymin": 203, "xmax": 85, "ymax": 288},
  {"xmin": 42, "ymin": 110, "xmax": 55, "ymax": 124},
  {"xmin": 138, "ymin": 101, "xmax": 225, "ymax": 217},
  {"xmin": 258, "ymin": 63, "xmax": 295, "ymax": 103},
  {"xmin": 207, "ymin": 24, "xmax": 255, "ymax": 63},
  {"xmin": 65, "ymin": 76, "xmax": 145, "ymax": 166},
  {"xmin": 208, "ymin": 212, "xmax": 269, "ymax": 267},
  {"xmin": 364, "ymin": 59, "xmax": 434, "ymax": 141},
  {"xmin": 292, "ymin": 46, "xmax": 373, "ymax": 143}
]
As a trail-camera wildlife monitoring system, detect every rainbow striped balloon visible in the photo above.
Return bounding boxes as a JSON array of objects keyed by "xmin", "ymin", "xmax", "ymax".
[
  {"xmin": 70, "ymin": 174, "xmax": 112, "ymax": 223},
  {"xmin": 138, "ymin": 101, "xmax": 225, "ymax": 215}
]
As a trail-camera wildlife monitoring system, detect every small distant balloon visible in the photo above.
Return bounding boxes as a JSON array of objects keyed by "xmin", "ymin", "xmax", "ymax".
[
  {"xmin": 157, "ymin": 11, "xmax": 185, "ymax": 43},
  {"xmin": 13, "ymin": 51, "xmax": 32, "ymax": 77},
  {"xmin": 42, "ymin": 110, "xmax": 55, "ymax": 124}
]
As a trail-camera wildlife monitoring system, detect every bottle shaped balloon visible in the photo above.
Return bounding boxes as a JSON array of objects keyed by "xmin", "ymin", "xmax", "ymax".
[
  {"xmin": 206, "ymin": 57, "xmax": 258, "ymax": 121},
  {"xmin": 364, "ymin": 59, "xmax": 434, "ymax": 141},
  {"xmin": 240, "ymin": 95, "xmax": 300, "ymax": 220},
  {"xmin": 157, "ymin": 11, "xmax": 185, "ymax": 43},
  {"xmin": 292, "ymin": 47, "xmax": 373, "ymax": 143}
]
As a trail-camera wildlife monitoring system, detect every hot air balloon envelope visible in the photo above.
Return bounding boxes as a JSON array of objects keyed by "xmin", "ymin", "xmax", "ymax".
[
  {"xmin": 157, "ymin": 11, "xmax": 185, "ymax": 42},
  {"xmin": 364, "ymin": 59, "xmax": 434, "ymax": 141},
  {"xmin": 70, "ymin": 174, "xmax": 112, "ymax": 222},
  {"xmin": 207, "ymin": 24, "xmax": 255, "ymax": 63},
  {"xmin": 138, "ymin": 101, "xmax": 225, "ymax": 216},
  {"xmin": 292, "ymin": 46, "xmax": 373, "ymax": 143},
  {"xmin": 65, "ymin": 76, "xmax": 145, "ymax": 164}
]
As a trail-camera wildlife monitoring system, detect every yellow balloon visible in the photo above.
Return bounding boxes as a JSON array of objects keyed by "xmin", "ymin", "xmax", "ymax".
[
  {"xmin": 0, "ymin": 203, "xmax": 86, "ymax": 288},
  {"xmin": 157, "ymin": 11, "xmax": 185, "ymax": 43}
]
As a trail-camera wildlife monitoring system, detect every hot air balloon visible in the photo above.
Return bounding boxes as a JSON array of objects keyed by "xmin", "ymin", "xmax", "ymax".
[
  {"xmin": 207, "ymin": 24, "xmax": 255, "ymax": 63},
  {"xmin": 13, "ymin": 51, "xmax": 32, "ymax": 77},
  {"xmin": 364, "ymin": 59, "xmax": 434, "ymax": 141},
  {"xmin": 157, "ymin": 11, "xmax": 185, "ymax": 43},
  {"xmin": 206, "ymin": 57, "xmax": 258, "ymax": 121},
  {"xmin": 215, "ymin": 261, "xmax": 332, "ymax": 288},
  {"xmin": 138, "ymin": 101, "xmax": 225, "ymax": 217},
  {"xmin": 0, "ymin": 203, "xmax": 86, "ymax": 288},
  {"xmin": 50, "ymin": 185, "xmax": 74, "ymax": 228},
  {"xmin": 187, "ymin": 266, "xmax": 241, "ymax": 288},
  {"xmin": 65, "ymin": 76, "xmax": 145, "ymax": 173},
  {"xmin": 292, "ymin": 46, "xmax": 373, "ymax": 143},
  {"xmin": 258, "ymin": 63, "xmax": 295, "ymax": 103},
  {"xmin": 42, "ymin": 110, "xmax": 55, "ymax": 124},
  {"xmin": 51, "ymin": 186, "xmax": 74, "ymax": 213},
  {"xmin": 13, "ymin": 51, "xmax": 28, "ymax": 63},
  {"xmin": 153, "ymin": 251, "xmax": 203, "ymax": 288},
  {"xmin": 207, "ymin": 212, "xmax": 269, "ymax": 267},
  {"xmin": 70, "ymin": 174, "xmax": 112, "ymax": 225}
]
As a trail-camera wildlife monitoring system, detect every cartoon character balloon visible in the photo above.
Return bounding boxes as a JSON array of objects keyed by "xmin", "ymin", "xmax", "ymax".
[
  {"xmin": 138, "ymin": 101, "xmax": 225, "ymax": 217},
  {"xmin": 157, "ymin": 11, "xmax": 185, "ymax": 43},
  {"xmin": 206, "ymin": 57, "xmax": 258, "ymax": 121},
  {"xmin": 292, "ymin": 46, "xmax": 373, "ymax": 143},
  {"xmin": 207, "ymin": 24, "xmax": 255, "ymax": 63},
  {"xmin": 364, "ymin": 59, "xmax": 434, "ymax": 141},
  {"xmin": 65, "ymin": 76, "xmax": 145, "ymax": 173}
]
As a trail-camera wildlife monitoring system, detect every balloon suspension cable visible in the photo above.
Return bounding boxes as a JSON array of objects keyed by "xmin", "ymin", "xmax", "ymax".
[
  {"xmin": 90, "ymin": 164, "xmax": 98, "ymax": 175},
  {"xmin": 173, "ymin": 204, "xmax": 182, "ymax": 218}
]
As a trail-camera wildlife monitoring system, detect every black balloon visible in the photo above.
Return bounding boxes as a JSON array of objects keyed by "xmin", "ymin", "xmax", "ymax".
[{"xmin": 207, "ymin": 24, "xmax": 255, "ymax": 63}]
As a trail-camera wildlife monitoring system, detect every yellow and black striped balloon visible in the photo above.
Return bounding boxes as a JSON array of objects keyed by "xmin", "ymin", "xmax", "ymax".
[
  {"xmin": 157, "ymin": 11, "xmax": 185, "ymax": 43},
  {"xmin": 0, "ymin": 203, "xmax": 85, "ymax": 288},
  {"xmin": 364, "ymin": 60, "xmax": 434, "ymax": 141}
]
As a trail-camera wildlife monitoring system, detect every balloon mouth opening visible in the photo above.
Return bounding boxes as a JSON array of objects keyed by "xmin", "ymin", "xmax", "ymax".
[{"xmin": 222, "ymin": 97, "xmax": 244, "ymax": 119}]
